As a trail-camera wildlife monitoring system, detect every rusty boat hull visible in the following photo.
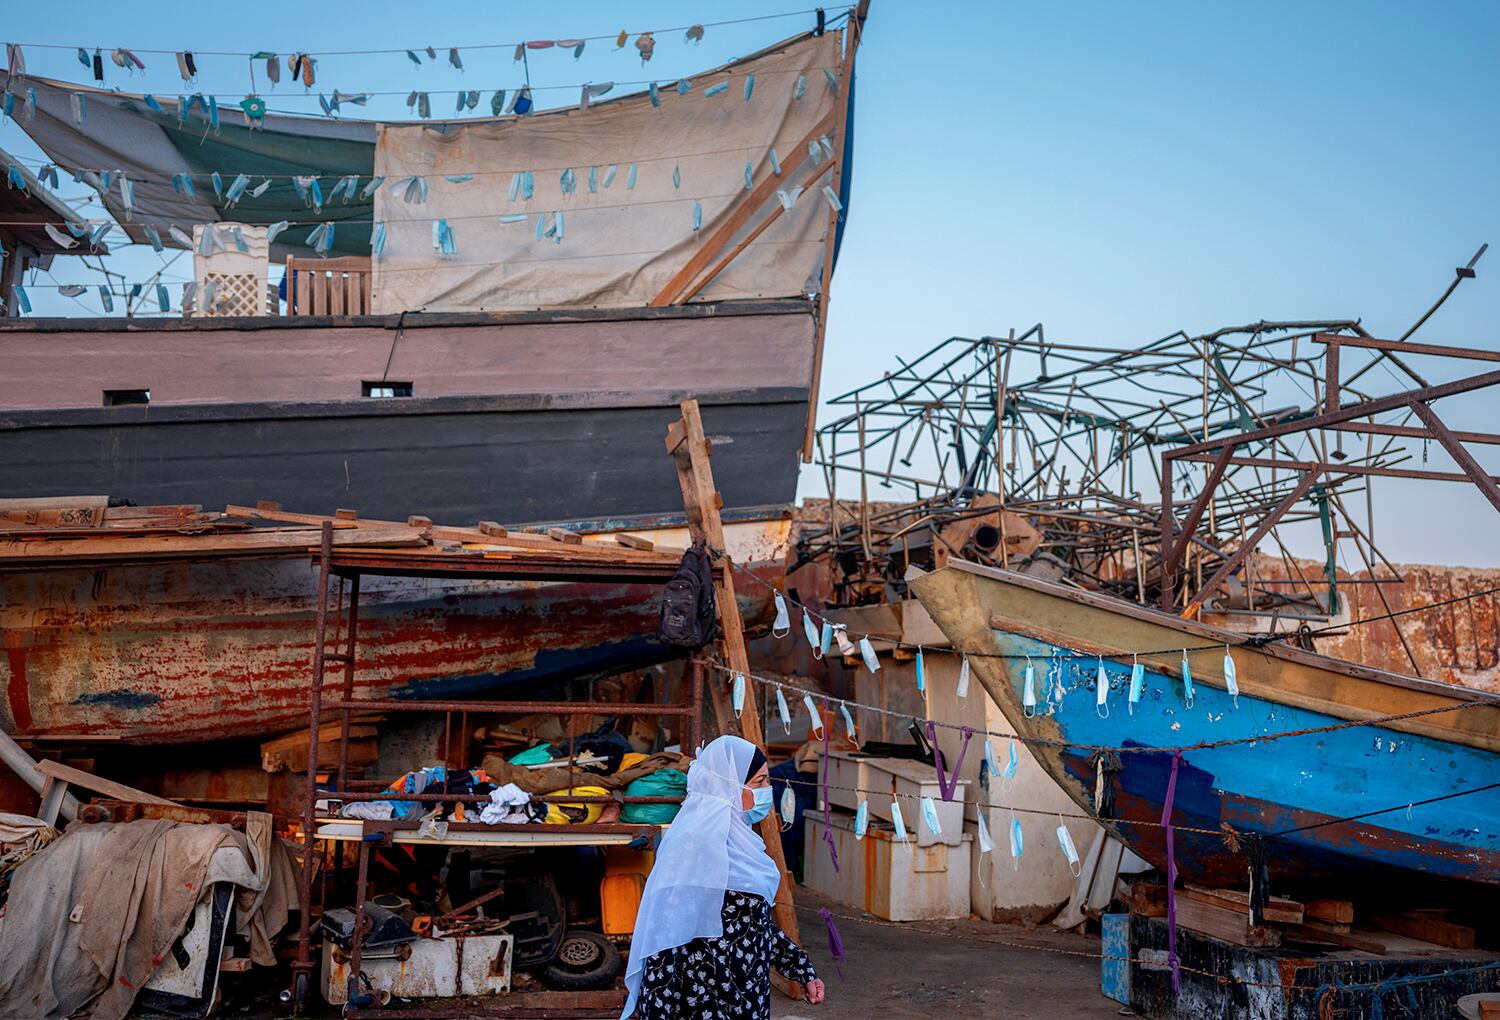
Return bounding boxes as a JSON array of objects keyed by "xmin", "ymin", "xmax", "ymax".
[
  {"xmin": 0, "ymin": 514, "xmax": 788, "ymax": 745},
  {"xmin": 910, "ymin": 561, "xmax": 1500, "ymax": 890}
]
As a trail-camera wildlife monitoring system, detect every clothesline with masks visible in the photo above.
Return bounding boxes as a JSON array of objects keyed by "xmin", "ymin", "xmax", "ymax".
[
  {"xmin": 695, "ymin": 657, "xmax": 1486, "ymax": 758},
  {"xmin": 0, "ymin": 70, "xmax": 842, "ymax": 135},
  {"xmin": 1, "ymin": 125, "xmax": 836, "ymax": 184},
  {"xmin": 700, "ymin": 656, "xmax": 1489, "ymax": 865},
  {"xmin": 721, "ymin": 649, "xmax": 1493, "ymax": 994},
  {"xmin": 1, "ymin": 167, "xmax": 837, "ymax": 236},
  {"xmin": 2, "ymin": 8, "xmax": 840, "ymax": 66},
  {"xmin": 727, "ymin": 551, "xmax": 1500, "ymax": 726},
  {"xmin": 1, "ymin": 5, "xmax": 852, "ymax": 132},
  {"xmin": 0, "ymin": 65, "xmax": 838, "ymax": 119}
]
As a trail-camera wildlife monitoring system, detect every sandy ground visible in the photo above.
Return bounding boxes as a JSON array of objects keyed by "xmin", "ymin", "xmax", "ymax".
[{"xmin": 776, "ymin": 891, "xmax": 1127, "ymax": 1020}]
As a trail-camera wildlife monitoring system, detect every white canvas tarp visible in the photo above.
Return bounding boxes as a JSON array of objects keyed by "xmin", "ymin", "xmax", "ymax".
[{"xmin": 372, "ymin": 31, "xmax": 843, "ymax": 313}]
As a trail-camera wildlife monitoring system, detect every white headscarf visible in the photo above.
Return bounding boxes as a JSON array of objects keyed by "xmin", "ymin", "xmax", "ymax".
[{"xmin": 621, "ymin": 734, "xmax": 781, "ymax": 1018}]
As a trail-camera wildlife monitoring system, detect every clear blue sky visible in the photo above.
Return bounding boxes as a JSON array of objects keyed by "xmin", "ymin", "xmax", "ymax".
[{"xmin": 3, "ymin": 2, "xmax": 1497, "ymax": 564}]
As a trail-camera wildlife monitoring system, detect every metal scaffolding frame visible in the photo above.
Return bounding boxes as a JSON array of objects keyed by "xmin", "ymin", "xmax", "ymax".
[{"xmin": 801, "ymin": 247, "xmax": 1494, "ymax": 632}]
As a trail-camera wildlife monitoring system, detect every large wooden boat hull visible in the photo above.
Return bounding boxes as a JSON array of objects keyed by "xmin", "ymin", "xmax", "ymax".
[
  {"xmin": 910, "ymin": 561, "xmax": 1500, "ymax": 889},
  {"xmin": 0, "ymin": 515, "xmax": 788, "ymax": 746},
  {"xmin": 0, "ymin": 302, "xmax": 814, "ymax": 524}
]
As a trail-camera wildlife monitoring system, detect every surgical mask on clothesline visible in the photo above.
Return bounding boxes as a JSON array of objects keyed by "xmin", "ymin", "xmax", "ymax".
[{"xmin": 744, "ymin": 785, "xmax": 773, "ymax": 825}]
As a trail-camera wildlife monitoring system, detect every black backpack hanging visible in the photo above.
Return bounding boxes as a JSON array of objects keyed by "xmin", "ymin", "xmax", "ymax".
[{"xmin": 657, "ymin": 542, "xmax": 720, "ymax": 648}]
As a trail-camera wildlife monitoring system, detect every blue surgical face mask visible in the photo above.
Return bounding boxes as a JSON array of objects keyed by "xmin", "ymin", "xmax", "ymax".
[{"xmin": 744, "ymin": 785, "xmax": 773, "ymax": 824}]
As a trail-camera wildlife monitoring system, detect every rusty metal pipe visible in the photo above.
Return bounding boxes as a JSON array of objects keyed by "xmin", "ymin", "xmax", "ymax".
[
  {"xmin": 348, "ymin": 837, "xmax": 372, "ymax": 1005},
  {"xmin": 293, "ymin": 520, "xmax": 335, "ymax": 992},
  {"xmin": 336, "ymin": 577, "xmax": 361, "ymax": 793}
]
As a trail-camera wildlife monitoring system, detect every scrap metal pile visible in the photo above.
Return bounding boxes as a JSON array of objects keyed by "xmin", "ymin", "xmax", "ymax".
[{"xmin": 799, "ymin": 304, "xmax": 1485, "ymax": 626}]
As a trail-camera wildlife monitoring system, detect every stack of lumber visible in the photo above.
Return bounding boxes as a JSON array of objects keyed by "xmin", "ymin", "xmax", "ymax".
[
  {"xmin": 1123, "ymin": 879, "xmax": 1483, "ymax": 955},
  {"xmin": 0, "ymin": 498, "xmax": 687, "ymax": 570},
  {"xmin": 0, "ymin": 497, "xmax": 245, "ymax": 536}
]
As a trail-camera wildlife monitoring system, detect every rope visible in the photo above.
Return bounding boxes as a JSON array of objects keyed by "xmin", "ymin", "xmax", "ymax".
[
  {"xmin": 723, "ymin": 546, "xmax": 1500, "ymax": 661},
  {"xmin": 1300, "ymin": 584, "xmax": 1500, "ymax": 638},
  {"xmin": 698, "ymin": 658, "xmax": 1492, "ymax": 755},
  {"xmin": 4, "ymin": 8, "xmax": 844, "ymax": 59},
  {"xmin": 775, "ymin": 772, "xmax": 1230, "ymax": 839},
  {"xmin": 0, "ymin": 101, "xmax": 842, "ymax": 185}
]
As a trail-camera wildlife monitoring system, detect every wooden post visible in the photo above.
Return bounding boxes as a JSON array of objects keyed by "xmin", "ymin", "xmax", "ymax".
[{"xmin": 667, "ymin": 399, "xmax": 805, "ymax": 996}]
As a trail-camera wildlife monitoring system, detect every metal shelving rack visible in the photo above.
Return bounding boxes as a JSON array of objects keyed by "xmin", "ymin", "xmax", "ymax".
[{"xmin": 289, "ymin": 521, "xmax": 705, "ymax": 1017}]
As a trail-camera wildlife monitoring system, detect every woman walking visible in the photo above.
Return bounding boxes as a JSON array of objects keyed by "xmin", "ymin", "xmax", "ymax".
[{"xmin": 623, "ymin": 734, "xmax": 826, "ymax": 1019}]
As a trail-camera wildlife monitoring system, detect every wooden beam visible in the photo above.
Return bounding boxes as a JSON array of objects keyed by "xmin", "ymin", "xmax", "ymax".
[
  {"xmin": 648, "ymin": 111, "xmax": 838, "ymax": 308},
  {"xmin": 0, "ymin": 495, "xmax": 110, "ymax": 511},
  {"xmin": 1181, "ymin": 883, "xmax": 1303, "ymax": 925},
  {"xmin": 37, "ymin": 759, "xmax": 181, "ymax": 807},
  {"xmin": 1368, "ymin": 909, "xmax": 1476, "ymax": 950},
  {"xmin": 668, "ymin": 399, "xmax": 805, "ymax": 992},
  {"xmin": 0, "ymin": 526, "xmax": 425, "ymax": 563},
  {"xmin": 677, "ymin": 159, "xmax": 836, "ymax": 306},
  {"xmin": 1409, "ymin": 399, "xmax": 1500, "ymax": 514}
]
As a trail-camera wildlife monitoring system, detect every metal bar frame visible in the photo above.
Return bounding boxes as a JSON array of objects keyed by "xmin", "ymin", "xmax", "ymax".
[
  {"xmin": 295, "ymin": 541, "xmax": 708, "ymax": 1019},
  {"xmin": 1161, "ymin": 332, "xmax": 1500, "ymax": 613}
]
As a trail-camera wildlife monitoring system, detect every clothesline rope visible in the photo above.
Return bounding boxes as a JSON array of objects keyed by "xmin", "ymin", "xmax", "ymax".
[
  {"xmin": 2, "ymin": 8, "xmax": 846, "ymax": 59},
  {"xmin": 0, "ymin": 63, "xmax": 838, "ymax": 104},
  {"xmin": 3, "ymin": 130, "xmax": 839, "ymax": 182},
  {"xmin": 696, "ymin": 659, "xmax": 1491, "ymax": 755},
  {"xmin": 721, "ymin": 544, "xmax": 1500, "ymax": 663},
  {"xmin": 774, "ymin": 773, "xmax": 1231, "ymax": 839}
]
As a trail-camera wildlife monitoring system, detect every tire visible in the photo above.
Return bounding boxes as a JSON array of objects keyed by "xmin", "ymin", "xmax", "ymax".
[{"xmin": 540, "ymin": 929, "xmax": 622, "ymax": 991}]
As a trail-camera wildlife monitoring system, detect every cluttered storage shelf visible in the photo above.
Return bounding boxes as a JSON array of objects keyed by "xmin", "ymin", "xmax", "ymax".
[{"xmin": 289, "ymin": 521, "xmax": 714, "ymax": 1016}]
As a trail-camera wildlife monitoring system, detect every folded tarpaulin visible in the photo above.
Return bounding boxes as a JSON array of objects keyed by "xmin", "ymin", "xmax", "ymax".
[
  {"xmin": 0, "ymin": 71, "xmax": 376, "ymax": 258},
  {"xmin": 0, "ymin": 812, "xmax": 297, "ymax": 1020}
]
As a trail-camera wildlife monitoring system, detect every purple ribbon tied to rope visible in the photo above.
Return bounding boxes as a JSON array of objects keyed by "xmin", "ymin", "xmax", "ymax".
[
  {"xmin": 1162, "ymin": 751, "xmax": 1183, "ymax": 995},
  {"xmin": 818, "ymin": 907, "xmax": 845, "ymax": 979},
  {"xmin": 925, "ymin": 721, "xmax": 974, "ymax": 802},
  {"xmin": 821, "ymin": 697, "xmax": 839, "ymax": 872}
]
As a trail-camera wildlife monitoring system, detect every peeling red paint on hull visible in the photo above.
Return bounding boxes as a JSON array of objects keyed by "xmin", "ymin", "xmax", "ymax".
[{"xmin": 0, "ymin": 522, "xmax": 787, "ymax": 744}]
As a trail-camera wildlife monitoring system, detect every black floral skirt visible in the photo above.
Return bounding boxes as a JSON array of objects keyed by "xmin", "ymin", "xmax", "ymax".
[{"xmin": 636, "ymin": 890, "xmax": 818, "ymax": 1019}]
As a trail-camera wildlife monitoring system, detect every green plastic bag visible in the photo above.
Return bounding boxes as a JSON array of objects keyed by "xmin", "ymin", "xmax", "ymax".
[
  {"xmin": 621, "ymin": 768, "xmax": 687, "ymax": 824},
  {"xmin": 508, "ymin": 743, "xmax": 553, "ymax": 766}
]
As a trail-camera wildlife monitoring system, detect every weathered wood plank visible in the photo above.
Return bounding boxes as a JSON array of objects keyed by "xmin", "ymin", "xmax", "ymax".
[
  {"xmin": 1173, "ymin": 891, "xmax": 1281, "ymax": 947},
  {"xmin": 1368, "ymin": 910, "xmax": 1476, "ymax": 949},
  {"xmin": 1182, "ymin": 883, "xmax": 1304, "ymax": 925},
  {"xmin": 37, "ymin": 759, "xmax": 180, "ymax": 806}
]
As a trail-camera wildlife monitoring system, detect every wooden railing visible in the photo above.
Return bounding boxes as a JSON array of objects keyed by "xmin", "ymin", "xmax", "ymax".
[{"xmin": 285, "ymin": 256, "xmax": 372, "ymax": 316}]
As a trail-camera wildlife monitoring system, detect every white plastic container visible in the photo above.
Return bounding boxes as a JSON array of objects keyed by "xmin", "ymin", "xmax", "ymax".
[
  {"xmin": 804, "ymin": 812, "xmax": 971, "ymax": 921},
  {"xmin": 821, "ymin": 750, "xmax": 966, "ymax": 847}
]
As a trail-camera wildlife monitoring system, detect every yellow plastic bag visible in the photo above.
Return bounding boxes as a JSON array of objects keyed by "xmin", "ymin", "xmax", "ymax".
[{"xmin": 543, "ymin": 785, "xmax": 611, "ymax": 825}]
